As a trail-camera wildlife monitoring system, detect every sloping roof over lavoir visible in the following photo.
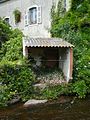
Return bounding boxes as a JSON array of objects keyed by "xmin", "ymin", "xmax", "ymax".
[{"xmin": 24, "ymin": 37, "xmax": 74, "ymax": 48}]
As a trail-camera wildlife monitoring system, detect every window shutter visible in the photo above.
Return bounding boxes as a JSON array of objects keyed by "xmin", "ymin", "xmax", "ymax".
[
  {"xmin": 24, "ymin": 11, "xmax": 29, "ymax": 26},
  {"xmin": 64, "ymin": 0, "xmax": 66, "ymax": 10},
  {"xmin": 37, "ymin": 6, "xmax": 42, "ymax": 24}
]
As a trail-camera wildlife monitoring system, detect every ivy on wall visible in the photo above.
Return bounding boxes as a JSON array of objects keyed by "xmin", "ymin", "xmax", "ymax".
[
  {"xmin": 50, "ymin": 0, "xmax": 90, "ymax": 98},
  {"xmin": 13, "ymin": 9, "xmax": 21, "ymax": 24}
]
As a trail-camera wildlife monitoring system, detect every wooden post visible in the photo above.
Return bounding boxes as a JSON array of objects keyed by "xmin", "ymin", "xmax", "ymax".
[{"xmin": 69, "ymin": 48, "xmax": 73, "ymax": 80}]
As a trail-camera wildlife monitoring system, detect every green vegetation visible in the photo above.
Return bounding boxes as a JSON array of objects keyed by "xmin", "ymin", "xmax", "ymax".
[
  {"xmin": 0, "ymin": 64, "xmax": 35, "ymax": 106},
  {"xmin": 0, "ymin": 18, "xmax": 12, "ymax": 47},
  {"xmin": 40, "ymin": 84, "xmax": 72, "ymax": 99},
  {"xmin": 0, "ymin": 19, "xmax": 35, "ymax": 107},
  {"xmin": 13, "ymin": 9, "xmax": 21, "ymax": 23},
  {"xmin": 0, "ymin": 0, "xmax": 90, "ymax": 107},
  {"xmin": 50, "ymin": 0, "xmax": 90, "ymax": 98}
]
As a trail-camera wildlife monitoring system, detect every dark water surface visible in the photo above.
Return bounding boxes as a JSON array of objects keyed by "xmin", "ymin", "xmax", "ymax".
[{"xmin": 0, "ymin": 96, "xmax": 90, "ymax": 120}]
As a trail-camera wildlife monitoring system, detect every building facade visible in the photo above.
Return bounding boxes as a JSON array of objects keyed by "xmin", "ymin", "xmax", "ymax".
[
  {"xmin": 0, "ymin": 0, "xmax": 71, "ymax": 38},
  {"xmin": 0, "ymin": 0, "xmax": 73, "ymax": 82}
]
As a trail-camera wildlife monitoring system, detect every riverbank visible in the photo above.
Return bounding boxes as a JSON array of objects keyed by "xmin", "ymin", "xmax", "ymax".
[{"xmin": 0, "ymin": 96, "xmax": 90, "ymax": 120}]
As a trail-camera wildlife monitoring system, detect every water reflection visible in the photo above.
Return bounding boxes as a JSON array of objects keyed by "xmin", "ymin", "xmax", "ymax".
[{"xmin": 0, "ymin": 97, "xmax": 90, "ymax": 120}]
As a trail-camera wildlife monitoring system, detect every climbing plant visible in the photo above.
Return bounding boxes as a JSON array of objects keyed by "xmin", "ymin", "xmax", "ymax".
[
  {"xmin": 13, "ymin": 9, "xmax": 21, "ymax": 23},
  {"xmin": 50, "ymin": 0, "xmax": 90, "ymax": 98},
  {"xmin": 0, "ymin": 19, "xmax": 35, "ymax": 107}
]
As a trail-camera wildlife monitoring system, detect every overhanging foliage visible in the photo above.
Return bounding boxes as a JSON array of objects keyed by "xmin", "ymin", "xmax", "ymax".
[{"xmin": 50, "ymin": 0, "xmax": 90, "ymax": 98}]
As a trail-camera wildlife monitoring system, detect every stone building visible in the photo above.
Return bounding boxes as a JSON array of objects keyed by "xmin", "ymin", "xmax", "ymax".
[
  {"xmin": 0, "ymin": 0, "xmax": 71, "ymax": 37},
  {"xmin": 0, "ymin": 0, "xmax": 73, "ymax": 82}
]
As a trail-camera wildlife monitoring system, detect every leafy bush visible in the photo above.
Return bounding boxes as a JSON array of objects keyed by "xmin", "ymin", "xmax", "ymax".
[
  {"xmin": 0, "ymin": 85, "xmax": 9, "ymax": 107},
  {"xmin": 0, "ymin": 29, "xmax": 23, "ymax": 61},
  {"xmin": 72, "ymin": 80, "xmax": 87, "ymax": 98},
  {"xmin": 0, "ymin": 63, "xmax": 35, "ymax": 106},
  {"xmin": 40, "ymin": 84, "xmax": 73, "ymax": 100},
  {"xmin": 0, "ymin": 19, "xmax": 35, "ymax": 107},
  {"xmin": 50, "ymin": 0, "xmax": 90, "ymax": 98},
  {"xmin": 0, "ymin": 18, "xmax": 12, "ymax": 47}
]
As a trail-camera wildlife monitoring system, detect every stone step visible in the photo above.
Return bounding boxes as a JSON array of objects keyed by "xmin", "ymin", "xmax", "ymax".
[{"xmin": 24, "ymin": 99, "xmax": 48, "ymax": 107}]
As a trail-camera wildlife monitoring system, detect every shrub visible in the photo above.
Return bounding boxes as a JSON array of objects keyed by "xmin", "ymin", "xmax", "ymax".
[
  {"xmin": 0, "ymin": 29, "xmax": 23, "ymax": 61},
  {"xmin": 0, "ymin": 85, "xmax": 9, "ymax": 107},
  {"xmin": 40, "ymin": 84, "xmax": 73, "ymax": 100},
  {"xmin": 72, "ymin": 80, "xmax": 88, "ymax": 98},
  {"xmin": 0, "ymin": 18, "xmax": 12, "ymax": 47},
  {"xmin": 0, "ymin": 19, "xmax": 35, "ymax": 106},
  {"xmin": 50, "ymin": 0, "xmax": 90, "ymax": 98},
  {"xmin": 0, "ymin": 63, "xmax": 35, "ymax": 106}
]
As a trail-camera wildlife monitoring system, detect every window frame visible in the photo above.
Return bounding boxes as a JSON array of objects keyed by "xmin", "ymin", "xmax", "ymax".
[
  {"xmin": 25, "ymin": 5, "xmax": 41, "ymax": 26},
  {"xmin": 4, "ymin": 16, "xmax": 10, "ymax": 24},
  {"xmin": 29, "ymin": 7, "xmax": 37, "ymax": 25}
]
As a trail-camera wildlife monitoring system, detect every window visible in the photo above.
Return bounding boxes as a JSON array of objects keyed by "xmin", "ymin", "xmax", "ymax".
[
  {"xmin": 29, "ymin": 7, "xmax": 37, "ymax": 24},
  {"xmin": 4, "ymin": 17, "xmax": 10, "ymax": 24},
  {"xmin": 24, "ymin": 6, "xmax": 41, "ymax": 26}
]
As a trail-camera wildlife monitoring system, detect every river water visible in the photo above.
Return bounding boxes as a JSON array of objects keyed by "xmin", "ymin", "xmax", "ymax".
[{"xmin": 0, "ymin": 96, "xmax": 90, "ymax": 120}]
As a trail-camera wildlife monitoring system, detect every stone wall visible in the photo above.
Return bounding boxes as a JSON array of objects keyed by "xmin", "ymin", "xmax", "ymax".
[{"xmin": 0, "ymin": 0, "xmax": 71, "ymax": 38}]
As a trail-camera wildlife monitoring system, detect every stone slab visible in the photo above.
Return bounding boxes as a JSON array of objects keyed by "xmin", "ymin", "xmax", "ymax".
[{"xmin": 24, "ymin": 99, "xmax": 47, "ymax": 107}]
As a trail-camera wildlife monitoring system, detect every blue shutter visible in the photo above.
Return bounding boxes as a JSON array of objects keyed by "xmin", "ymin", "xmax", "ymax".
[
  {"xmin": 24, "ymin": 11, "xmax": 29, "ymax": 26},
  {"xmin": 64, "ymin": 0, "xmax": 66, "ymax": 10},
  {"xmin": 37, "ymin": 6, "xmax": 42, "ymax": 24}
]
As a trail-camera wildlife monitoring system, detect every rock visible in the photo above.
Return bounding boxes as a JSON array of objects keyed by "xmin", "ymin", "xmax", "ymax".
[
  {"xmin": 7, "ymin": 96, "xmax": 20, "ymax": 105},
  {"xmin": 58, "ymin": 96, "xmax": 73, "ymax": 104},
  {"xmin": 0, "ymin": 82, "xmax": 2, "ymax": 85},
  {"xmin": 24, "ymin": 99, "xmax": 48, "ymax": 107},
  {"xmin": 33, "ymin": 83, "xmax": 46, "ymax": 89}
]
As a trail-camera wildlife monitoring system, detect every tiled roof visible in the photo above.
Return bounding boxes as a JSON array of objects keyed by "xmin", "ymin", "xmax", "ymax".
[{"xmin": 24, "ymin": 37, "xmax": 74, "ymax": 48}]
